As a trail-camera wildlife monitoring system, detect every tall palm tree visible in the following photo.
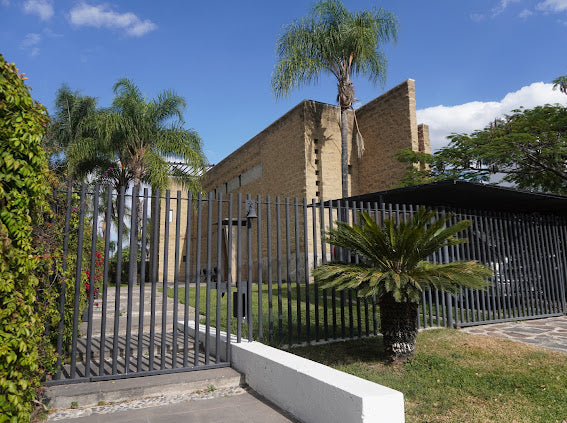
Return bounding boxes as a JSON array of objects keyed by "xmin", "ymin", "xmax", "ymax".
[
  {"xmin": 272, "ymin": 0, "xmax": 398, "ymax": 197},
  {"xmin": 313, "ymin": 207, "xmax": 492, "ymax": 363}
]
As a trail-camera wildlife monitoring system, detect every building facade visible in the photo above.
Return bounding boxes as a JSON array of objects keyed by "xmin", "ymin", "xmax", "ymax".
[{"xmin": 158, "ymin": 79, "xmax": 430, "ymax": 282}]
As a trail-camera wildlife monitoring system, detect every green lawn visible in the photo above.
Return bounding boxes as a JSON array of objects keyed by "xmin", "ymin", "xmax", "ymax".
[
  {"xmin": 290, "ymin": 329, "xmax": 567, "ymax": 423},
  {"xmin": 165, "ymin": 283, "xmax": 379, "ymax": 346}
]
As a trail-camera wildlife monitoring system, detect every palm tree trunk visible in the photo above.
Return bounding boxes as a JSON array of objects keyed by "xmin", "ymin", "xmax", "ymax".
[
  {"xmin": 340, "ymin": 108, "xmax": 349, "ymax": 198},
  {"xmin": 379, "ymin": 293, "xmax": 419, "ymax": 364}
]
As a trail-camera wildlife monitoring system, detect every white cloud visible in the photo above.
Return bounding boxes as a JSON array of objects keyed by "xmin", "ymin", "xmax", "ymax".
[
  {"xmin": 417, "ymin": 82, "xmax": 566, "ymax": 151},
  {"xmin": 69, "ymin": 3, "xmax": 157, "ymax": 37},
  {"xmin": 23, "ymin": 0, "xmax": 53, "ymax": 21},
  {"xmin": 20, "ymin": 32, "xmax": 41, "ymax": 56},
  {"xmin": 492, "ymin": 0, "xmax": 520, "ymax": 16},
  {"xmin": 518, "ymin": 8, "xmax": 534, "ymax": 18},
  {"xmin": 536, "ymin": 0, "xmax": 567, "ymax": 12}
]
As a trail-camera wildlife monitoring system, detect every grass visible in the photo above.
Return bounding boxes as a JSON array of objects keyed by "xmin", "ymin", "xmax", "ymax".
[
  {"xmin": 290, "ymin": 329, "xmax": 567, "ymax": 423},
  {"xmin": 164, "ymin": 283, "xmax": 379, "ymax": 346}
]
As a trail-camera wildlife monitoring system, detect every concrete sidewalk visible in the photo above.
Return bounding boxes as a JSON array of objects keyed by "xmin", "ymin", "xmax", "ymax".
[{"xmin": 48, "ymin": 389, "xmax": 299, "ymax": 423}]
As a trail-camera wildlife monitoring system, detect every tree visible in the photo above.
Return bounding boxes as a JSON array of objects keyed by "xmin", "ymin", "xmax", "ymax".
[
  {"xmin": 271, "ymin": 0, "xmax": 398, "ymax": 197},
  {"xmin": 45, "ymin": 84, "xmax": 97, "ymax": 177},
  {"xmin": 396, "ymin": 104, "xmax": 567, "ymax": 193},
  {"xmin": 68, "ymin": 78, "xmax": 207, "ymax": 194},
  {"xmin": 312, "ymin": 208, "xmax": 491, "ymax": 363}
]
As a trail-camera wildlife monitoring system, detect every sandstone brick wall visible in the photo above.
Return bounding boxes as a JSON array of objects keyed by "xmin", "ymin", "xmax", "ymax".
[{"xmin": 158, "ymin": 79, "xmax": 431, "ymax": 283}]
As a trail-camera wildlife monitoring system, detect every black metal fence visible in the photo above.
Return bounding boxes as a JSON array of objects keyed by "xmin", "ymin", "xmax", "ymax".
[{"xmin": 46, "ymin": 185, "xmax": 567, "ymax": 384}]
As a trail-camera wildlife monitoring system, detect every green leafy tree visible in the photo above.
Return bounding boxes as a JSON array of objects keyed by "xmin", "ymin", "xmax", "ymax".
[
  {"xmin": 272, "ymin": 0, "xmax": 398, "ymax": 197},
  {"xmin": 313, "ymin": 208, "xmax": 491, "ymax": 363},
  {"xmin": 396, "ymin": 104, "xmax": 567, "ymax": 193},
  {"xmin": 0, "ymin": 54, "xmax": 54, "ymax": 421}
]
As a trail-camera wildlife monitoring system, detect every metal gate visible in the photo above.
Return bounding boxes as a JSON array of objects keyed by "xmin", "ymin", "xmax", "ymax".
[{"xmin": 46, "ymin": 184, "xmax": 232, "ymax": 385}]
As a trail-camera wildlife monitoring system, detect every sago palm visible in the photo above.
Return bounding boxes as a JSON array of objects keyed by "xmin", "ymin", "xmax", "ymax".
[
  {"xmin": 272, "ymin": 0, "xmax": 398, "ymax": 197},
  {"xmin": 312, "ymin": 207, "xmax": 492, "ymax": 363}
]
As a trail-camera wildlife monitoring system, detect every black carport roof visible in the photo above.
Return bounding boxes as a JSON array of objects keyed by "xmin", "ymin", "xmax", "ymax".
[{"xmin": 336, "ymin": 180, "xmax": 567, "ymax": 214}]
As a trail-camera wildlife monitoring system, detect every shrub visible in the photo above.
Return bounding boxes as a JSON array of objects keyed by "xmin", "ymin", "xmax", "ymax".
[{"xmin": 0, "ymin": 54, "xmax": 54, "ymax": 421}]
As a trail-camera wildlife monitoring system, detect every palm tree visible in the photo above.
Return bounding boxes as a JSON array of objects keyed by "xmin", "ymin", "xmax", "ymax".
[
  {"xmin": 271, "ymin": 0, "xmax": 398, "ymax": 197},
  {"xmin": 68, "ymin": 78, "xmax": 207, "ymax": 194},
  {"xmin": 312, "ymin": 207, "xmax": 492, "ymax": 363},
  {"xmin": 46, "ymin": 84, "xmax": 97, "ymax": 177}
]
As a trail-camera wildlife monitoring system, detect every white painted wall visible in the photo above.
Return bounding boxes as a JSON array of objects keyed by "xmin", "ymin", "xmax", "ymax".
[{"xmin": 184, "ymin": 322, "xmax": 405, "ymax": 423}]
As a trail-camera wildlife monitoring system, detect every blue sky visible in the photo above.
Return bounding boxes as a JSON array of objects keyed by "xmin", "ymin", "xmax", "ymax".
[{"xmin": 2, "ymin": 0, "xmax": 567, "ymax": 163}]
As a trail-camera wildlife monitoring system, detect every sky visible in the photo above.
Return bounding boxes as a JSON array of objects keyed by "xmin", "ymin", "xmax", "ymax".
[{"xmin": 1, "ymin": 0, "xmax": 567, "ymax": 163}]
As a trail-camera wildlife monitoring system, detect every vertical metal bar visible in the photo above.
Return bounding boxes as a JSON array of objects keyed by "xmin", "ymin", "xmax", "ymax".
[
  {"xmin": 70, "ymin": 184, "xmax": 87, "ymax": 379},
  {"xmin": 542, "ymin": 215, "xmax": 560, "ymax": 314},
  {"xmin": 172, "ymin": 191, "xmax": 182, "ymax": 368},
  {"xmin": 85, "ymin": 184, "xmax": 100, "ymax": 377},
  {"xmin": 311, "ymin": 199, "xmax": 319, "ymax": 342},
  {"xmin": 524, "ymin": 214, "xmax": 544, "ymax": 316},
  {"xmin": 554, "ymin": 216, "xmax": 567, "ymax": 314},
  {"xmin": 480, "ymin": 211, "xmax": 499, "ymax": 320},
  {"xmin": 472, "ymin": 211, "xmax": 491, "ymax": 321},
  {"xmin": 111, "ymin": 186, "xmax": 125, "ymax": 375},
  {"xmin": 216, "ymin": 193, "xmax": 223, "ymax": 358},
  {"xmin": 294, "ymin": 198, "xmax": 302, "ymax": 344},
  {"xmin": 276, "ymin": 197, "xmax": 283, "ymax": 345},
  {"xmin": 205, "ymin": 192, "xmax": 213, "ymax": 361},
  {"xmin": 373, "ymin": 202, "xmax": 380, "ymax": 335},
  {"xmin": 285, "ymin": 198, "xmax": 293, "ymax": 346},
  {"xmin": 149, "ymin": 189, "xmax": 159, "ymax": 371},
  {"xmin": 194, "ymin": 194, "xmax": 203, "ymax": 364},
  {"xmin": 267, "ymin": 196, "xmax": 273, "ymax": 341},
  {"xmin": 161, "ymin": 190, "xmax": 170, "ymax": 370},
  {"xmin": 441, "ymin": 208, "xmax": 454, "ymax": 328},
  {"xmin": 540, "ymin": 215, "xmax": 558, "ymax": 314},
  {"xmin": 226, "ymin": 194, "xmax": 233, "ymax": 361},
  {"xmin": 137, "ymin": 189, "xmax": 148, "ymax": 371},
  {"xmin": 327, "ymin": 201, "xmax": 335, "ymax": 339},
  {"xmin": 303, "ymin": 199, "xmax": 310, "ymax": 343},
  {"xmin": 257, "ymin": 195, "xmax": 263, "ymax": 342},
  {"xmin": 353, "ymin": 202, "xmax": 362, "ymax": 338},
  {"xmin": 99, "ymin": 187, "xmax": 113, "ymax": 376},
  {"xmin": 236, "ymin": 193, "xmax": 243, "ymax": 343},
  {"xmin": 55, "ymin": 183, "xmax": 73, "ymax": 379},
  {"xmin": 346, "ymin": 201, "xmax": 354, "ymax": 338},
  {"xmin": 499, "ymin": 211, "xmax": 522, "ymax": 318},
  {"xmin": 508, "ymin": 212, "xmax": 528, "ymax": 318},
  {"xmin": 363, "ymin": 201, "xmax": 371, "ymax": 337},
  {"xmin": 125, "ymin": 185, "xmax": 138, "ymax": 373},
  {"xmin": 183, "ymin": 192, "xmax": 192, "ymax": 368},
  {"xmin": 246, "ymin": 194, "xmax": 253, "ymax": 341}
]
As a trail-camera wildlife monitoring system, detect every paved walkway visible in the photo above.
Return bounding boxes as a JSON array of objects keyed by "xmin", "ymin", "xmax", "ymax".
[
  {"xmin": 49, "ymin": 389, "xmax": 299, "ymax": 423},
  {"xmin": 461, "ymin": 316, "xmax": 567, "ymax": 353}
]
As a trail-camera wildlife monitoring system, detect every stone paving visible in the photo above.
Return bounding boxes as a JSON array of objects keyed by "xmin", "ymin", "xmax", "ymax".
[
  {"xmin": 460, "ymin": 316, "xmax": 567, "ymax": 353},
  {"xmin": 47, "ymin": 387, "xmax": 299, "ymax": 422}
]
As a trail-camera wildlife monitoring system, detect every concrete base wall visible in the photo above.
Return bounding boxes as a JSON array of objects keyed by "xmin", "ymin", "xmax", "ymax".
[{"xmin": 185, "ymin": 321, "xmax": 405, "ymax": 423}]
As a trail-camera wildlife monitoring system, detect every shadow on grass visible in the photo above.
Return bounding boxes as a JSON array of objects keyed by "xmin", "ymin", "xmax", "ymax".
[{"xmin": 290, "ymin": 336, "xmax": 390, "ymax": 367}]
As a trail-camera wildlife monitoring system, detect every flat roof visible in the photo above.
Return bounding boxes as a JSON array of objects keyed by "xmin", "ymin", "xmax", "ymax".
[{"xmin": 335, "ymin": 180, "xmax": 567, "ymax": 214}]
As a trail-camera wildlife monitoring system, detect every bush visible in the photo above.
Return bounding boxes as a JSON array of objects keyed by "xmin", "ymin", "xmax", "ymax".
[{"xmin": 0, "ymin": 54, "xmax": 54, "ymax": 421}]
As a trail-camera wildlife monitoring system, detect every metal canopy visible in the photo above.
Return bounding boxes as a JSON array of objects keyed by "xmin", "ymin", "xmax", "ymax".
[{"xmin": 336, "ymin": 180, "xmax": 567, "ymax": 214}]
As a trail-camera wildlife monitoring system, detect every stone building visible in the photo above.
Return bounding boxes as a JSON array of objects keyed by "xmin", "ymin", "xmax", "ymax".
[{"xmin": 158, "ymin": 79, "xmax": 430, "ymax": 282}]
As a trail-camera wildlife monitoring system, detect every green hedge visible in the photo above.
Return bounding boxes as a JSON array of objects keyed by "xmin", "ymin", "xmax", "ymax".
[{"xmin": 0, "ymin": 54, "xmax": 54, "ymax": 422}]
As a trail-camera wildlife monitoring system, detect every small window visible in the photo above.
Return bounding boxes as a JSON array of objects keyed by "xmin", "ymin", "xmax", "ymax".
[
  {"xmin": 348, "ymin": 165, "xmax": 352, "ymax": 175},
  {"xmin": 315, "ymin": 181, "xmax": 320, "ymax": 186},
  {"xmin": 314, "ymin": 139, "xmax": 319, "ymax": 144},
  {"xmin": 314, "ymin": 148, "xmax": 319, "ymax": 155},
  {"xmin": 315, "ymin": 159, "xmax": 319, "ymax": 165},
  {"xmin": 315, "ymin": 191, "xmax": 320, "ymax": 197},
  {"xmin": 315, "ymin": 170, "xmax": 319, "ymax": 176}
]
